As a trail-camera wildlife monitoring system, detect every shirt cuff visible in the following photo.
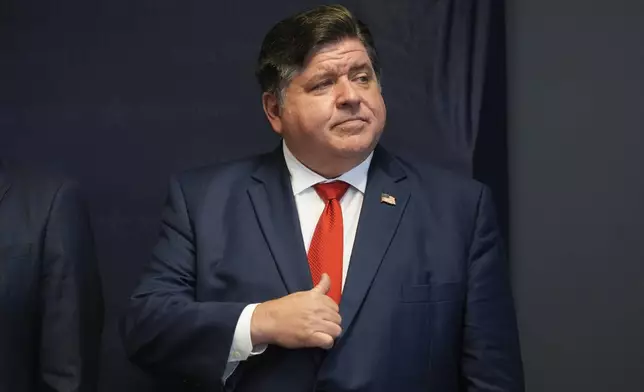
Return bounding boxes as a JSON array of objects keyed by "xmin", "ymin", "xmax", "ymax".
[{"xmin": 228, "ymin": 303, "xmax": 268, "ymax": 362}]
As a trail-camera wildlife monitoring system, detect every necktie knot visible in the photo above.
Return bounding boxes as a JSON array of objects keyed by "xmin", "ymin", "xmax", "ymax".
[{"xmin": 313, "ymin": 181, "xmax": 350, "ymax": 202}]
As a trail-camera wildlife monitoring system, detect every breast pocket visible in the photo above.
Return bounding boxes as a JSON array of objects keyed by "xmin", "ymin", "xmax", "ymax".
[
  {"xmin": 400, "ymin": 282, "xmax": 463, "ymax": 303},
  {"xmin": 0, "ymin": 244, "xmax": 36, "ymax": 285}
]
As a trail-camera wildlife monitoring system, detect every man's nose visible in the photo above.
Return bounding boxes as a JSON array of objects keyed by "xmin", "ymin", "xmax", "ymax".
[{"xmin": 336, "ymin": 78, "xmax": 361, "ymax": 109}]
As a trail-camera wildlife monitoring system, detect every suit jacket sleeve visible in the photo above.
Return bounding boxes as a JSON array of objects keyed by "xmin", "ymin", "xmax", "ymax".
[
  {"xmin": 39, "ymin": 181, "xmax": 104, "ymax": 392},
  {"xmin": 121, "ymin": 176, "xmax": 247, "ymax": 388},
  {"xmin": 461, "ymin": 186, "xmax": 524, "ymax": 391}
]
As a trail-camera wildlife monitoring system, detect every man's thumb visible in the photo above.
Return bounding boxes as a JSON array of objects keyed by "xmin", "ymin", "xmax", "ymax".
[{"xmin": 312, "ymin": 273, "xmax": 331, "ymax": 294}]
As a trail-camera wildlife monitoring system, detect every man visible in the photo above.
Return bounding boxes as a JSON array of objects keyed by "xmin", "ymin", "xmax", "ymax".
[
  {"xmin": 122, "ymin": 4, "xmax": 523, "ymax": 391},
  {"xmin": 0, "ymin": 159, "xmax": 104, "ymax": 391}
]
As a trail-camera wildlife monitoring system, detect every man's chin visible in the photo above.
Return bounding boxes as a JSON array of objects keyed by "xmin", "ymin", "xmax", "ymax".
[
  {"xmin": 330, "ymin": 137, "xmax": 378, "ymax": 158},
  {"xmin": 332, "ymin": 121, "xmax": 368, "ymax": 136}
]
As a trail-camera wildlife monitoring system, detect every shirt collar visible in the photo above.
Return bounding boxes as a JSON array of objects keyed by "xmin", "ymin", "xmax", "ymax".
[{"xmin": 282, "ymin": 140, "xmax": 372, "ymax": 195}]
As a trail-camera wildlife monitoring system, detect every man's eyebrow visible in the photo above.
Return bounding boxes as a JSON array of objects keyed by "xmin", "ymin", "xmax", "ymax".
[
  {"xmin": 308, "ymin": 68, "xmax": 338, "ymax": 80},
  {"xmin": 348, "ymin": 62, "xmax": 373, "ymax": 73},
  {"xmin": 307, "ymin": 62, "xmax": 373, "ymax": 80}
]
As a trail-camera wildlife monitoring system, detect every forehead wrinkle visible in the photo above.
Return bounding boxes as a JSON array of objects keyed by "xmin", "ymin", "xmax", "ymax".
[
  {"xmin": 308, "ymin": 59, "xmax": 372, "ymax": 77},
  {"xmin": 312, "ymin": 48, "xmax": 367, "ymax": 64}
]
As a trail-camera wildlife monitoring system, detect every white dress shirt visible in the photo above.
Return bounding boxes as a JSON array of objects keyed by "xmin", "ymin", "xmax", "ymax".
[{"xmin": 222, "ymin": 141, "xmax": 373, "ymax": 381}]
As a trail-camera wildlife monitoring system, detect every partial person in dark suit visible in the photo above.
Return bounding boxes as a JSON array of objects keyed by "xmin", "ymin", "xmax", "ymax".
[
  {"xmin": 0, "ymin": 160, "xmax": 104, "ymax": 392},
  {"xmin": 122, "ymin": 4, "xmax": 523, "ymax": 392}
]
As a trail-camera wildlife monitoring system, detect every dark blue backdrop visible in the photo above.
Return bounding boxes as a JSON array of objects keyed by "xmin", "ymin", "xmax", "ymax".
[{"xmin": 0, "ymin": 1, "xmax": 506, "ymax": 390}]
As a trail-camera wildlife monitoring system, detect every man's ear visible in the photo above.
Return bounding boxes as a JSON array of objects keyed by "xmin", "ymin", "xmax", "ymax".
[{"xmin": 262, "ymin": 92, "xmax": 283, "ymax": 135}]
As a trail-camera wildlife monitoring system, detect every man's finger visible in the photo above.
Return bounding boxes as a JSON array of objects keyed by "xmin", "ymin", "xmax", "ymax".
[
  {"xmin": 315, "ymin": 319, "xmax": 342, "ymax": 338},
  {"xmin": 311, "ymin": 273, "xmax": 332, "ymax": 295},
  {"xmin": 319, "ymin": 294, "xmax": 340, "ymax": 313},
  {"xmin": 310, "ymin": 331, "xmax": 334, "ymax": 350},
  {"xmin": 317, "ymin": 306, "xmax": 342, "ymax": 325}
]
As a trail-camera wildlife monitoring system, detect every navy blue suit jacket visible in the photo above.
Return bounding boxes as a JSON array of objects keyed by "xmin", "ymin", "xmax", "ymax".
[
  {"xmin": 0, "ymin": 161, "xmax": 103, "ymax": 392},
  {"xmin": 122, "ymin": 145, "xmax": 523, "ymax": 392}
]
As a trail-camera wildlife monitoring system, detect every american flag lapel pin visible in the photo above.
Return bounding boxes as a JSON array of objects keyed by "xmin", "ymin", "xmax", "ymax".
[{"xmin": 380, "ymin": 193, "xmax": 396, "ymax": 206}]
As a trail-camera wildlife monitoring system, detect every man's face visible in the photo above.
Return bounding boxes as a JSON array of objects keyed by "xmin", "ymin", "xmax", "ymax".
[{"xmin": 263, "ymin": 38, "xmax": 386, "ymax": 174}]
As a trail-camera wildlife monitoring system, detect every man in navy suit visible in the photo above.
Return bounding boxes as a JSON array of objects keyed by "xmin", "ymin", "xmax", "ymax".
[{"xmin": 122, "ymin": 4, "xmax": 523, "ymax": 391}]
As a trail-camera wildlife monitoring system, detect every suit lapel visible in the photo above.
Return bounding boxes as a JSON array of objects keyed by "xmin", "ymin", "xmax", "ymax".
[
  {"xmin": 247, "ymin": 147, "xmax": 313, "ymax": 294},
  {"xmin": 339, "ymin": 146, "xmax": 410, "ymax": 336},
  {"xmin": 0, "ymin": 161, "xmax": 10, "ymax": 205}
]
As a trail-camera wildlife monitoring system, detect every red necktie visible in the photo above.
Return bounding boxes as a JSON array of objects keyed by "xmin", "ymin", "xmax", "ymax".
[{"xmin": 308, "ymin": 181, "xmax": 350, "ymax": 304}]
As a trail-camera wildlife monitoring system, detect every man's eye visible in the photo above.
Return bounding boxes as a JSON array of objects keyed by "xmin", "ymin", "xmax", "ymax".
[
  {"xmin": 313, "ymin": 80, "xmax": 333, "ymax": 90},
  {"xmin": 354, "ymin": 75, "xmax": 371, "ymax": 84}
]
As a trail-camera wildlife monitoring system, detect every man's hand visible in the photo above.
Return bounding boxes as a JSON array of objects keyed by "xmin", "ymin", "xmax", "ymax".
[{"xmin": 250, "ymin": 274, "xmax": 342, "ymax": 350}]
